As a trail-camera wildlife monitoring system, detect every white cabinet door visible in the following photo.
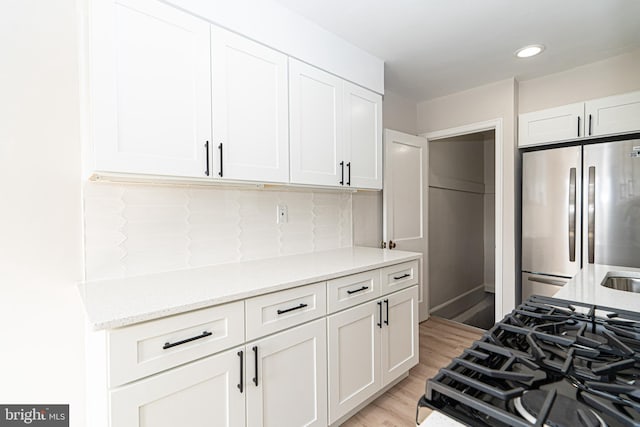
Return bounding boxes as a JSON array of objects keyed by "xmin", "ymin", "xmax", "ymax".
[
  {"xmin": 518, "ymin": 103, "xmax": 584, "ymax": 147},
  {"xmin": 91, "ymin": 0, "xmax": 212, "ymax": 177},
  {"xmin": 343, "ymin": 82, "xmax": 383, "ymax": 189},
  {"xmin": 246, "ymin": 319, "xmax": 327, "ymax": 427},
  {"xmin": 585, "ymin": 91, "xmax": 640, "ymax": 137},
  {"xmin": 211, "ymin": 27, "xmax": 289, "ymax": 183},
  {"xmin": 327, "ymin": 300, "xmax": 381, "ymax": 424},
  {"xmin": 289, "ymin": 58, "xmax": 344, "ymax": 187},
  {"xmin": 110, "ymin": 346, "xmax": 244, "ymax": 427},
  {"xmin": 381, "ymin": 286, "xmax": 419, "ymax": 386}
]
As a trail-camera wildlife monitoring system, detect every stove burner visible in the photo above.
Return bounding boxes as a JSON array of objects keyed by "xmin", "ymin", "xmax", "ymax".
[
  {"xmin": 514, "ymin": 390, "xmax": 606, "ymax": 427},
  {"xmin": 563, "ymin": 329, "xmax": 609, "ymax": 345},
  {"xmin": 418, "ymin": 296, "xmax": 640, "ymax": 427}
]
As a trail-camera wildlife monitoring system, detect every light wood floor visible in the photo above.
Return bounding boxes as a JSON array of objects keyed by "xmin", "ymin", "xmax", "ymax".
[{"xmin": 341, "ymin": 317, "xmax": 483, "ymax": 427}]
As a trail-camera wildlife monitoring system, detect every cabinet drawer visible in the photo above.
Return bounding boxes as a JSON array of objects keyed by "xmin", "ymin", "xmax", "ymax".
[
  {"xmin": 108, "ymin": 301, "xmax": 244, "ymax": 387},
  {"xmin": 327, "ymin": 269, "xmax": 381, "ymax": 313},
  {"xmin": 380, "ymin": 260, "xmax": 419, "ymax": 294},
  {"xmin": 245, "ymin": 282, "xmax": 326, "ymax": 341}
]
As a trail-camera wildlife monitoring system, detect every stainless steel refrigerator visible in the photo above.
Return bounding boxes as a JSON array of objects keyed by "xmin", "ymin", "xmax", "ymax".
[{"xmin": 521, "ymin": 138, "xmax": 640, "ymax": 301}]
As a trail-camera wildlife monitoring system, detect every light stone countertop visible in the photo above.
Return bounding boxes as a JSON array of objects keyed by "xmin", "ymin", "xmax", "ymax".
[
  {"xmin": 78, "ymin": 246, "xmax": 421, "ymax": 330},
  {"xmin": 554, "ymin": 263, "xmax": 640, "ymax": 312}
]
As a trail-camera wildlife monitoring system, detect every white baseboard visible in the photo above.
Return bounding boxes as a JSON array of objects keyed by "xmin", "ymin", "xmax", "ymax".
[{"xmin": 430, "ymin": 284, "xmax": 485, "ymax": 316}]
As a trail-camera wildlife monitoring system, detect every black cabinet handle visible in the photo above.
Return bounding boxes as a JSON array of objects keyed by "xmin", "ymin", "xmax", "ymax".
[
  {"xmin": 347, "ymin": 285, "xmax": 369, "ymax": 295},
  {"xmin": 237, "ymin": 350, "xmax": 244, "ymax": 393},
  {"xmin": 588, "ymin": 114, "xmax": 592, "ymax": 136},
  {"xmin": 277, "ymin": 303, "xmax": 308, "ymax": 315},
  {"xmin": 377, "ymin": 301, "xmax": 382, "ymax": 328},
  {"xmin": 346, "ymin": 162, "xmax": 351, "ymax": 186},
  {"xmin": 218, "ymin": 143, "xmax": 224, "ymax": 177},
  {"xmin": 577, "ymin": 116, "xmax": 581, "ymax": 137},
  {"xmin": 252, "ymin": 346, "xmax": 259, "ymax": 386},
  {"xmin": 204, "ymin": 141, "xmax": 210, "ymax": 176},
  {"xmin": 163, "ymin": 331, "xmax": 212, "ymax": 350},
  {"xmin": 384, "ymin": 299, "xmax": 389, "ymax": 326},
  {"xmin": 393, "ymin": 273, "xmax": 410, "ymax": 280},
  {"xmin": 339, "ymin": 161, "xmax": 344, "ymax": 185}
]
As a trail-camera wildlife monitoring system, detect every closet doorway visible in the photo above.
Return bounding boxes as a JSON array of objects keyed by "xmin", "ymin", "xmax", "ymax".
[
  {"xmin": 422, "ymin": 119, "xmax": 503, "ymax": 329},
  {"xmin": 424, "ymin": 126, "xmax": 500, "ymax": 330}
]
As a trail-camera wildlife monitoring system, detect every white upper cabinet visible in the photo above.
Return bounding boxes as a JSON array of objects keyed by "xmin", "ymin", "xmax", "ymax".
[
  {"xmin": 90, "ymin": 0, "xmax": 212, "ymax": 177},
  {"xmin": 518, "ymin": 90, "xmax": 640, "ymax": 148},
  {"xmin": 211, "ymin": 27, "xmax": 289, "ymax": 183},
  {"xmin": 88, "ymin": 0, "xmax": 383, "ymax": 188},
  {"xmin": 289, "ymin": 59, "xmax": 383, "ymax": 189},
  {"xmin": 585, "ymin": 91, "xmax": 640, "ymax": 137},
  {"xmin": 344, "ymin": 82, "xmax": 383, "ymax": 189},
  {"xmin": 518, "ymin": 103, "xmax": 584, "ymax": 148},
  {"xmin": 289, "ymin": 58, "xmax": 344, "ymax": 187}
]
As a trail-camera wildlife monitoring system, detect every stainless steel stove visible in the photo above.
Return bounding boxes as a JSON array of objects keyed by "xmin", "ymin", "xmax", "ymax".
[{"xmin": 418, "ymin": 295, "xmax": 640, "ymax": 427}]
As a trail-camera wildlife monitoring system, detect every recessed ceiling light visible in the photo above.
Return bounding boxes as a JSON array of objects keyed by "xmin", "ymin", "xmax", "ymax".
[{"xmin": 515, "ymin": 44, "xmax": 545, "ymax": 58}]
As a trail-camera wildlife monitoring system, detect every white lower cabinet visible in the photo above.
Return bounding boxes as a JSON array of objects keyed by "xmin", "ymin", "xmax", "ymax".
[
  {"xmin": 327, "ymin": 299, "xmax": 381, "ymax": 423},
  {"xmin": 95, "ymin": 260, "xmax": 420, "ymax": 427},
  {"xmin": 246, "ymin": 318, "xmax": 327, "ymax": 427},
  {"xmin": 381, "ymin": 286, "xmax": 419, "ymax": 385},
  {"xmin": 110, "ymin": 346, "xmax": 245, "ymax": 427},
  {"xmin": 327, "ymin": 285, "xmax": 419, "ymax": 424}
]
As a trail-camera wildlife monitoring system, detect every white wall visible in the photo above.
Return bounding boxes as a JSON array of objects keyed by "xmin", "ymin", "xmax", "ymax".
[
  {"xmin": 84, "ymin": 183, "xmax": 352, "ymax": 280},
  {"xmin": 519, "ymin": 49, "xmax": 640, "ymax": 113},
  {"xmin": 417, "ymin": 78, "xmax": 518, "ymax": 315},
  {"xmin": 0, "ymin": 0, "xmax": 85, "ymax": 425}
]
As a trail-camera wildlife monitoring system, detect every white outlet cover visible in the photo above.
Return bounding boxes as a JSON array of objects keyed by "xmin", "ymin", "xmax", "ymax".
[{"xmin": 277, "ymin": 205, "xmax": 288, "ymax": 224}]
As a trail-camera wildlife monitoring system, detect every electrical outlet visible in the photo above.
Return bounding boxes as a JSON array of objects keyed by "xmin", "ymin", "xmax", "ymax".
[{"xmin": 277, "ymin": 205, "xmax": 288, "ymax": 224}]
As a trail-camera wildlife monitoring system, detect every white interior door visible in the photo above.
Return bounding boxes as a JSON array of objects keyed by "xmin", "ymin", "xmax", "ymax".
[{"xmin": 383, "ymin": 129, "xmax": 429, "ymax": 321}]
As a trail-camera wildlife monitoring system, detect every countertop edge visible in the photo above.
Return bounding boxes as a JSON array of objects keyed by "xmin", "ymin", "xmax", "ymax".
[{"xmin": 81, "ymin": 248, "xmax": 422, "ymax": 331}]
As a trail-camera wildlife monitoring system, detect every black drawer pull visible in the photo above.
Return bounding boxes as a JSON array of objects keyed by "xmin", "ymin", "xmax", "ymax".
[
  {"xmin": 393, "ymin": 273, "xmax": 410, "ymax": 280},
  {"xmin": 163, "ymin": 331, "xmax": 212, "ymax": 350},
  {"xmin": 384, "ymin": 299, "xmax": 389, "ymax": 326},
  {"xmin": 377, "ymin": 301, "xmax": 382, "ymax": 328},
  {"xmin": 204, "ymin": 141, "xmax": 210, "ymax": 176},
  {"xmin": 237, "ymin": 350, "xmax": 244, "ymax": 393},
  {"xmin": 347, "ymin": 285, "xmax": 369, "ymax": 295},
  {"xmin": 252, "ymin": 346, "xmax": 259, "ymax": 386},
  {"xmin": 218, "ymin": 143, "xmax": 224, "ymax": 177},
  {"xmin": 277, "ymin": 303, "xmax": 308, "ymax": 315}
]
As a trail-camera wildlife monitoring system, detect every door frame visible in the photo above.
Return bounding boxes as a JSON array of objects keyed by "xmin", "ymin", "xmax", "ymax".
[{"xmin": 421, "ymin": 118, "xmax": 504, "ymax": 323}]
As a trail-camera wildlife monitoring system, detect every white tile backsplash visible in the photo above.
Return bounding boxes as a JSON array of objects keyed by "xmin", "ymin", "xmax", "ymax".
[{"xmin": 83, "ymin": 182, "xmax": 353, "ymax": 280}]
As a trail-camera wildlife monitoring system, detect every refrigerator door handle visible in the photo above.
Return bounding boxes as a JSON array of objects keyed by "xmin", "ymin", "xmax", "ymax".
[
  {"xmin": 527, "ymin": 276, "xmax": 567, "ymax": 287},
  {"xmin": 568, "ymin": 168, "xmax": 577, "ymax": 262},
  {"xmin": 588, "ymin": 166, "xmax": 596, "ymax": 264}
]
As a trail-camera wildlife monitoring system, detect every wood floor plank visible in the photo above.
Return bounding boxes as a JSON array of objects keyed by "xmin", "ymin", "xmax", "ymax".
[{"xmin": 340, "ymin": 316, "xmax": 483, "ymax": 426}]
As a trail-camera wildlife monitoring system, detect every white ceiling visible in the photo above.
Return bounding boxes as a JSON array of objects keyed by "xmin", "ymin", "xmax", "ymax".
[{"xmin": 273, "ymin": 0, "xmax": 640, "ymax": 101}]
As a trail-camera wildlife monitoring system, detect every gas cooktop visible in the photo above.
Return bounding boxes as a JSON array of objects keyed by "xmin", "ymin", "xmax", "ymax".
[{"xmin": 418, "ymin": 295, "xmax": 640, "ymax": 427}]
